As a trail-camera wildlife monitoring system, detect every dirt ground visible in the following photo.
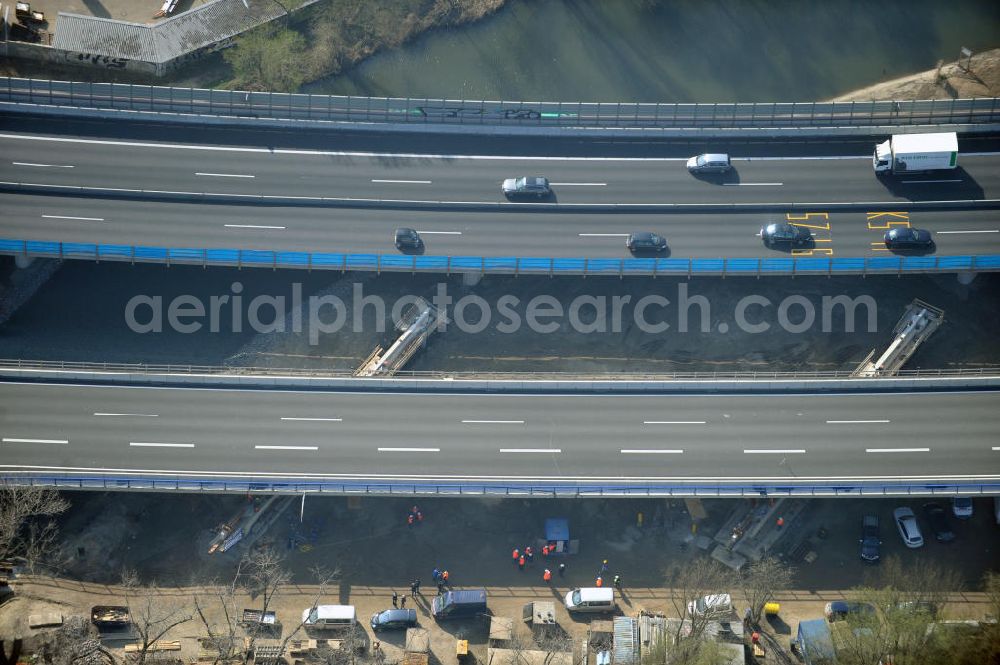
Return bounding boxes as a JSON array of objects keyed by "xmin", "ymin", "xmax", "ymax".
[
  {"xmin": 1, "ymin": 260, "xmax": 998, "ymax": 374},
  {"xmin": 830, "ymin": 47, "xmax": 1000, "ymax": 101},
  {"xmin": 1, "ymin": 492, "xmax": 998, "ymax": 663}
]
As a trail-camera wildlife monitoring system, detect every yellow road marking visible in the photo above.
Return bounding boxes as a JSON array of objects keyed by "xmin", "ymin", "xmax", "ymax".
[
  {"xmin": 792, "ymin": 248, "xmax": 834, "ymax": 256},
  {"xmin": 786, "ymin": 212, "xmax": 830, "ymax": 221}
]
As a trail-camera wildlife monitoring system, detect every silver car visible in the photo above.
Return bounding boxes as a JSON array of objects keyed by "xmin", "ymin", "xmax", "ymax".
[
  {"xmin": 686, "ymin": 153, "xmax": 732, "ymax": 174},
  {"xmin": 502, "ymin": 176, "xmax": 551, "ymax": 199}
]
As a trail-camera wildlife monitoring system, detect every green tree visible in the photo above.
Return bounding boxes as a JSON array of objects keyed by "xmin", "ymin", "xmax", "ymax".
[{"xmin": 224, "ymin": 25, "xmax": 308, "ymax": 92}]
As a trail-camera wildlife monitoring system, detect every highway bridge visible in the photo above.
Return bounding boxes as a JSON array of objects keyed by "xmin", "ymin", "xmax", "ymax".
[{"xmin": 0, "ymin": 379, "xmax": 998, "ymax": 496}]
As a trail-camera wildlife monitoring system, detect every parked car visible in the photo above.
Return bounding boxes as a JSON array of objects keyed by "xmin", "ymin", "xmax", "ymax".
[
  {"xmin": 686, "ymin": 153, "xmax": 732, "ymax": 174},
  {"xmin": 884, "ymin": 227, "xmax": 933, "ymax": 250},
  {"xmin": 951, "ymin": 497, "xmax": 973, "ymax": 520},
  {"xmin": 896, "ymin": 600, "xmax": 938, "ymax": 618},
  {"xmin": 893, "ymin": 507, "xmax": 924, "ymax": 548},
  {"xmin": 370, "ymin": 608, "xmax": 417, "ymax": 631},
  {"xmin": 502, "ymin": 176, "xmax": 551, "ymax": 199},
  {"xmin": 761, "ymin": 222, "xmax": 811, "ymax": 248},
  {"xmin": 394, "ymin": 227, "xmax": 423, "ymax": 251},
  {"xmin": 626, "ymin": 232, "xmax": 668, "ymax": 253},
  {"xmin": 824, "ymin": 601, "xmax": 876, "ymax": 623},
  {"xmin": 859, "ymin": 515, "xmax": 881, "ymax": 563},
  {"xmin": 922, "ymin": 503, "xmax": 956, "ymax": 543},
  {"xmin": 687, "ymin": 593, "xmax": 733, "ymax": 618}
]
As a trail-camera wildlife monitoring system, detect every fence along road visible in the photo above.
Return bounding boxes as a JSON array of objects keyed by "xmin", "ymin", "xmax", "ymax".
[
  {"xmin": 0, "ymin": 383, "xmax": 998, "ymax": 496},
  {"xmin": 2, "ymin": 78, "xmax": 999, "ymax": 130}
]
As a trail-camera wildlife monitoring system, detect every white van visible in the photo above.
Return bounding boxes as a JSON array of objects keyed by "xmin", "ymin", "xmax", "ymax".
[
  {"xmin": 564, "ymin": 587, "xmax": 615, "ymax": 613},
  {"xmin": 687, "ymin": 593, "xmax": 732, "ymax": 618},
  {"xmin": 303, "ymin": 604, "xmax": 356, "ymax": 629}
]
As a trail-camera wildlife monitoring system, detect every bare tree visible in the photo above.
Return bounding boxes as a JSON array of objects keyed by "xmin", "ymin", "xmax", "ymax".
[
  {"xmin": 32, "ymin": 615, "xmax": 116, "ymax": 665},
  {"xmin": 737, "ymin": 557, "xmax": 794, "ymax": 626},
  {"xmin": 663, "ymin": 558, "xmax": 735, "ymax": 665},
  {"xmin": 0, "ymin": 483, "xmax": 70, "ymax": 571},
  {"xmin": 121, "ymin": 568, "xmax": 194, "ymax": 665}
]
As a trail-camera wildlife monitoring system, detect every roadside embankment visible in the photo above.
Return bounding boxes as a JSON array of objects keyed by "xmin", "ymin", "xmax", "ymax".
[{"xmin": 830, "ymin": 47, "xmax": 1000, "ymax": 101}]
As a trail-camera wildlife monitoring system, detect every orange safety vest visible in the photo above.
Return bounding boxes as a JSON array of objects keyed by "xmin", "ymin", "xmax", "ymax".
[
  {"xmin": 595, "ymin": 577, "xmax": 603, "ymax": 587},
  {"xmin": 519, "ymin": 556, "xmax": 526, "ymax": 566},
  {"xmin": 512, "ymin": 549, "xmax": 520, "ymax": 559},
  {"xmin": 542, "ymin": 545, "xmax": 549, "ymax": 556},
  {"xmin": 442, "ymin": 571, "xmax": 449, "ymax": 581},
  {"xmin": 407, "ymin": 514, "xmax": 414, "ymax": 525},
  {"xmin": 543, "ymin": 569, "xmax": 552, "ymax": 581}
]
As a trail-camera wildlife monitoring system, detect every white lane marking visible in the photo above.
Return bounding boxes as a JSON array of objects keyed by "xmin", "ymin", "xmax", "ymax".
[
  {"xmin": 13, "ymin": 161, "xmax": 74, "ymax": 168},
  {"xmin": 371, "ymin": 179, "xmax": 432, "ymax": 184},
  {"xmin": 900, "ymin": 179, "xmax": 962, "ymax": 184},
  {"xmin": 41, "ymin": 214, "xmax": 105, "ymax": 221},
  {"xmin": 196, "ymin": 172, "xmax": 255, "ymax": 178},
  {"xmin": 378, "ymin": 447, "xmax": 440, "ymax": 452},
  {"xmin": 223, "ymin": 224, "xmax": 286, "ymax": 230},
  {"xmin": 621, "ymin": 449, "xmax": 684, "ymax": 454},
  {"xmin": 280, "ymin": 417, "xmax": 343, "ymax": 422},
  {"xmin": 549, "ymin": 182, "xmax": 607, "ymax": 186},
  {"xmin": 722, "ymin": 182, "xmax": 784, "ymax": 186},
  {"xmin": 579, "ymin": 233, "xmax": 630, "ymax": 237},
  {"xmin": 130, "ymin": 442, "xmax": 195, "ymax": 448},
  {"xmin": 499, "ymin": 448, "xmax": 561, "ymax": 453},
  {"xmin": 643, "ymin": 420, "xmax": 706, "ymax": 425},
  {"xmin": 826, "ymin": 419, "xmax": 890, "ymax": 424},
  {"xmin": 744, "ymin": 449, "xmax": 806, "ymax": 454},
  {"xmin": 866, "ymin": 448, "xmax": 930, "ymax": 453},
  {"xmin": 935, "ymin": 230, "xmax": 999, "ymax": 234},
  {"xmin": 255, "ymin": 445, "xmax": 318, "ymax": 451},
  {"xmin": 462, "ymin": 420, "xmax": 524, "ymax": 424},
  {"xmin": 94, "ymin": 412, "xmax": 158, "ymax": 417},
  {"xmin": 2, "ymin": 437, "xmax": 69, "ymax": 444},
  {"xmin": 992, "ymin": 447, "xmax": 1000, "ymax": 451},
  {"xmin": 416, "ymin": 231, "xmax": 462, "ymax": 235}
]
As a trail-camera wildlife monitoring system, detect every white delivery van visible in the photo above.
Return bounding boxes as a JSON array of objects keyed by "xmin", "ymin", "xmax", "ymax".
[
  {"xmin": 564, "ymin": 587, "xmax": 615, "ymax": 613},
  {"xmin": 303, "ymin": 604, "xmax": 357, "ymax": 629}
]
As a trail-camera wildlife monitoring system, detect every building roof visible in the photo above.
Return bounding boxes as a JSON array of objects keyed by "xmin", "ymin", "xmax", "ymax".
[{"xmin": 52, "ymin": 0, "xmax": 295, "ymax": 64}]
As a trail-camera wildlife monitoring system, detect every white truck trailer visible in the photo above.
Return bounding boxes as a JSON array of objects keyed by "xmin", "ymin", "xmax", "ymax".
[{"xmin": 873, "ymin": 132, "xmax": 958, "ymax": 174}]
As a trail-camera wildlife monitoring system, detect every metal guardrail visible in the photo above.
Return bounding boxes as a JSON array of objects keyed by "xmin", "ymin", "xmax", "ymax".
[
  {"xmin": 2, "ymin": 77, "xmax": 999, "ymax": 129},
  {"xmin": 3, "ymin": 238, "xmax": 1000, "ymax": 277},
  {"xmin": 1, "ymin": 358, "xmax": 997, "ymax": 381},
  {"xmin": 2, "ymin": 473, "xmax": 998, "ymax": 497}
]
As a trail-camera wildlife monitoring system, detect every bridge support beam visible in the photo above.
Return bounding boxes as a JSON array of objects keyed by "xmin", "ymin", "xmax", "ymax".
[
  {"xmin": 14, "ymin": 255, "xmax": 34, "ymax": 269},
  {"xmin": 462, "ymin": 272, "xmax": 483, "ymax": 287}
]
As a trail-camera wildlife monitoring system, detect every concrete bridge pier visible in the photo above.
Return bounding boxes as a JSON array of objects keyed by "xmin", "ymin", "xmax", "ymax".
[
  {"xmin": 462, "ymin": 272, "xmax": 483, "ymax": 287},
  {"xmin": 956, "ymin": 271, "xmax": 977, "ymax": 286},
  {"xmin": 14, "ymin": 255, "xmax": 34, "ymax": 269}
]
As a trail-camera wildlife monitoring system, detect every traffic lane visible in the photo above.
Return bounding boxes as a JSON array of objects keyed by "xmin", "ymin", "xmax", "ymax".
[
  {"xmin": 3, "ymin": 133, "xmax": 999, "ymax": 204},
  {"xmin": 1, "ymin": 384, "xmax": 998, "ymax": 480},
  {"xmin": 5, "ymin": 195, "xmax": 1000, "ymax": 259}
]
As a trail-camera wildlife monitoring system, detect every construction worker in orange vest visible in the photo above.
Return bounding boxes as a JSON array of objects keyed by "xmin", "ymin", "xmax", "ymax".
[
  {"xmin": 518, "ymin": 555, "xmax": 526, "ymax": 570},
  {"xmin": 442, "ymin": 570, "xmax": 449, "ymax": 584},
  {"xmin": 595, "ymin": 576, "xmax": 603, "ymax": 587},
  {"xmin": 542, "ymin": 545, "xmax": 550, "ymax": 557},
  {"xmin": 512, "ymin": 548, "xmax": 520, "ymax": 563},
  {"xmin": 543, "ymin": 568, "xmax": 552, "ymax": 583},
  {"xmin": 407, "ymin": 514, "xmax": 414, "ymax": 526}
]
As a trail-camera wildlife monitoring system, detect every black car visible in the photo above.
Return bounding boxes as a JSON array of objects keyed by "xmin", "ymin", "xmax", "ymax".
[
  {"xmin": 370, "ymin": 608, "xmax": 417, "ymax": 631},
  {"xmin": 502, "ymin": 176, "xmax": 551, "ymax": 199},
  {"xmin": 394, "ymin": 227, "xmax": 423, "ymax": 251},
  {"xmin": 761, "ymin": 222, "xmax": 811, "ymax": 247},
  {"xmin": 922, "ymin": 503, "xmax": 956, "ymax": 543},
  {"xmin": 884, "ymin": 227, "xmax": 933, "ymax": 250},
  {"xmin": 859, "ymin": 515, "xmax": 881, "ymax": 563},
  {"xmin": 824, "ymin": 601, "xmax": 876, "ymax": 623},
  {"xmin": 626, "ymin": 232, "xmax": 668, "ymax": 253}
]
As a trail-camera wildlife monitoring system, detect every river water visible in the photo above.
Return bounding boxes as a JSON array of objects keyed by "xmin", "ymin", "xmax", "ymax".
[{"xmin": 305, "ymin": 0, "xmax": 999, "ymax": 102}]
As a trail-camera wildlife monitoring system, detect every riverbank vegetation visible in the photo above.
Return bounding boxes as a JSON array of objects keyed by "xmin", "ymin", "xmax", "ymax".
[{"xmin": 225, "ymin": 0, "xmax": 505, "ymax": 91}]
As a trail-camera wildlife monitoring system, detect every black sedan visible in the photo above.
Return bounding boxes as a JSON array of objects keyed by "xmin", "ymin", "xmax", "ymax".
[
  {"xmin": 761, "ymin": 222, "xmax": 812, "ymax": 248},
  {"xmin": 626, "ymin": 232, "xmax": 668, "ymax": 253},
  {"xmin": 922, "ymin": 503, "xmax": 956, "ymax": 543},
  {"xmin": 884, "ymin": 227, "xmax": 933, "ymax": 250},
  {"xmin": 502, "ymin": 176, "xmax": 551, "ymax": 199}
]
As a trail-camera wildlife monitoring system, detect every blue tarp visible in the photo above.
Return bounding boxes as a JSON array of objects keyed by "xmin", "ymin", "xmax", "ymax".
[
  {"xmin": 797, "ymin": 619, "xmax": 835, "ymax": 665},
  {"xmin": 545, "ymin": 518, "xmax": 569, "ymax": 542}
]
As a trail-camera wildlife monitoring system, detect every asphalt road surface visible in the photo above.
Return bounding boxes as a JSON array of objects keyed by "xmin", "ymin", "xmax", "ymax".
[
  {"xmin": 1, "ymin": 383, "xmax": 997, "ymax": 485},
  {"xmin": 3, "ymin": 193, "xmax": 998, "ymax": 259},
  {"xmin": 1, "ymin": 132, "xmax": 998, "ymax": 205}
]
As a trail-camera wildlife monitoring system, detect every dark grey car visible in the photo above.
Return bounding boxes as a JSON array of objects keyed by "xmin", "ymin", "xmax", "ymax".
[
  {"xmin": 884, "ymin": 227, "xmax": 933, "ymax": 250},
  {"xmin": 371, "ymin": 608, "xmax": 417, "ymax": 631},
  {"xmin": 394, "ymin": 227, "xmax": 423, "ymax": 251},
  {"xmin": 761, "ymin": 222, "xmax": 811, "ymax": 247},
  {"xmin": 626, "ymin": 232, "xmax": 668, "ymax": 253}
]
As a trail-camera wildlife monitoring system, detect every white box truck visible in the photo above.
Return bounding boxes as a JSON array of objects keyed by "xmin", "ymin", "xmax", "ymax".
[{"xmin": 873, "ymin": 132, "xmax": 958, "ymax": 174}]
